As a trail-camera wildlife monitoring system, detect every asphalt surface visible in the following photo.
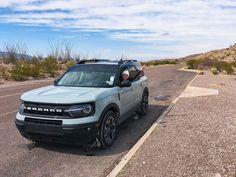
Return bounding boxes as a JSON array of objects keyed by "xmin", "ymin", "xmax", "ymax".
[
  {"xmin": 0, "ymin": 65, "xmax": 196, "ymax": 177},
  {"xmin": 122, "ymin": 71, "xmax": 236, "ymax": 177}
]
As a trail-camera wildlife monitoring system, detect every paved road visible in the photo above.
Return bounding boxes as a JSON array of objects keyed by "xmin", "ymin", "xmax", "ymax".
[{"xmin": 0, "ymin": 65, "xmax": 196, "ymax": 177}]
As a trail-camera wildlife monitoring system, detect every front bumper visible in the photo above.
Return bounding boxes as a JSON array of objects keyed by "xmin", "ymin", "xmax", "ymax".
[{"xmin": 15, "ymin": 118, "xmax": 100, "ymax": 145}]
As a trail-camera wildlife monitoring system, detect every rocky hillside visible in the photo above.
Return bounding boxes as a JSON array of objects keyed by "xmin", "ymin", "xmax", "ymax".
[
  {"xmin": 182, "ymin": 44, "xmax": 236, "ymax": 62},
  {"xmin": 181, "ymin": 44, "xmax": 236, "ymax": 75}
]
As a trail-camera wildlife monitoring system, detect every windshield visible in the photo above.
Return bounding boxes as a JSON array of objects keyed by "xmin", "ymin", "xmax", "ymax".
[{"xmin": 57, "ymin": 64, "xmax": 118, "ymax": 87}]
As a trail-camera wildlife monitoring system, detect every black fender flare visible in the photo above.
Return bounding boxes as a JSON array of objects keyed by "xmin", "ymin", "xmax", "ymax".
[
  {"xmin": 98, "ymin": 103, "xmax": 120, "ymax": 124},
  {"xmin": 143, "ymin": 87, "xmax": 149, "ymax": 96}
]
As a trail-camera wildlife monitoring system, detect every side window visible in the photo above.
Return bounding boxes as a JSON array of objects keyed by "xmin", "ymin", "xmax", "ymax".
[
  {"xmin": 135, "ymin": 63, "xmax": 144, "ymax": 77},
  {"xmin": 128, "ymin": 65, "xmax": 139, "ymax": 82}
]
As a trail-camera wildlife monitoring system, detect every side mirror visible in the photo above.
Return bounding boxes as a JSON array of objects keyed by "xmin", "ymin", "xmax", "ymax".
[
  {"xmin": 53, "ymin": 78, "xmax": 59, "ymax": 86},
  {"xmin": 120, "ymin": 80, "xmax": 131, "ymax": 87}
]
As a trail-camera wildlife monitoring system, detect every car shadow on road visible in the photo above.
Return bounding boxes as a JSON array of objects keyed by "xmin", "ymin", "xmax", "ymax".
[{"xmin": 30, "ymin": 104, "xmax": 169, "ymax": 156}]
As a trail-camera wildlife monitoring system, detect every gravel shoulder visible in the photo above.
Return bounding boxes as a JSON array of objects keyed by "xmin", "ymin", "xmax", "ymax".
[{"xmin": 122, "ymin": 71, "xmax": 236, "ymax": 177}]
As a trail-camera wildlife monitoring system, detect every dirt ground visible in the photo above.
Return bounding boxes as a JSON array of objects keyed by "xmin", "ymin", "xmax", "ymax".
[{"xmin": 122, "ymin": 71, "xmax": 236, "ymax": 177}]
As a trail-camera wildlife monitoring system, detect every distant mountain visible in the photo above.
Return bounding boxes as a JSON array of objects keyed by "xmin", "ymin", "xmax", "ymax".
[
  {"xmin": 0, "ymin": 51, "xmax": 32, "ymax": 60},
  {"xmin": 181, "ymin": 44, "xmax": 236, "ymax": 62}
]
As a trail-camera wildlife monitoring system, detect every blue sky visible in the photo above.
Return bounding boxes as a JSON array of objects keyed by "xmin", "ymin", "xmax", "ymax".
[{"xmin": 0, "ymin": 0, "xmax": 236, "ymax": 60}]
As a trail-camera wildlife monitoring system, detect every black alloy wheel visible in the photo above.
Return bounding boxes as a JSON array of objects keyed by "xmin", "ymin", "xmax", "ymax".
[
  {"xmin": 99, "ymin": 111, "xmax": 117, "ymax": 149},
  {"xmin": 139, "ymin": 91, "xmax": 149, "ymax": 116}
]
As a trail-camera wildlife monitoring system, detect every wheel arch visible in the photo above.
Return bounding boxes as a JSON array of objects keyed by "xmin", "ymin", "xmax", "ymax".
[
  {"xmin": 98, "ymin": 103, "xmax": 120, "ymax": 123},
  {"xmin": 143, "ymin": 87, "xmax": 149, "ymax": 96}
]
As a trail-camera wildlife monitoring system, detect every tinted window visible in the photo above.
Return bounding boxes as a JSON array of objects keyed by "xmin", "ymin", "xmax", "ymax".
[
  {"xmin": 128, "ymin": 65, "xmax": 140, "ymax": 81},
  {"xmin": 135, "ymin": 63, "xmax": 144, "ymax": 77}
]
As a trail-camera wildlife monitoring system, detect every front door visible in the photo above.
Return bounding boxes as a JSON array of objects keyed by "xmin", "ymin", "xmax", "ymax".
[{"xmin": 118, "ymin": 86, "xmax": 135, "ymax": 118}]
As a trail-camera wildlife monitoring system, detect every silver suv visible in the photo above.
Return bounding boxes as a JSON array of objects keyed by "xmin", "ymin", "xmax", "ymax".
[{"xmin": 15, "ymin": 59, "xmax": 149, "ymax": 148}]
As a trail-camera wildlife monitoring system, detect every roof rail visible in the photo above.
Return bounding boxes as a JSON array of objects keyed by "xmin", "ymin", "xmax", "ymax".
[
  {"xmin": 77, "ymin": 59, "xmax": 137, "ymax": 65},
  {"xmin": 77, "ymin": 59, "xmax": 110, "ymax": 64},
  {"xmin": 122, "ymin": 60, "xmax": 137, "ymax": 63}
]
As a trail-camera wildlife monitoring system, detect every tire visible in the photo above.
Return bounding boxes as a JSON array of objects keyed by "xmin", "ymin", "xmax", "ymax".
[
  {"xmin": 139, "ymin": 91, "xmax": 149, "ymax": 116},
  {"xmin": 99, "ymin": 111, "xmax": 118, "ymax": 149}
]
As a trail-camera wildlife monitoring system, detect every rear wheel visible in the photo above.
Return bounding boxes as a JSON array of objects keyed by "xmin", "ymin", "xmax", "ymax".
[
  {"xmin": 99, "ymin": 111, "xmax": 117, "ymax": 149},
  {"xmin": 139, "ymin": 91, "xmax": 149, "ymax": 116}
]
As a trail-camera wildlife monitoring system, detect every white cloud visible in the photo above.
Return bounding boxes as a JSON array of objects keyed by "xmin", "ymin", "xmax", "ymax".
[{"xmin": 1, "ymin": 0, "xmax": 236, "ymax": 57}]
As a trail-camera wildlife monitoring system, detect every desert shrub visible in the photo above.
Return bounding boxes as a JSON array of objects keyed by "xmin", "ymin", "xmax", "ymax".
[
  {"xmin": 0, "ymin": 66, "xmax": 9, "ymax": 80},
  {"xmin": 9, "ymin": 61, "xmax": 30, "ymax": 81},
  {"xmin": 186, "ymin": 58, "xmax": 235, "ymax": 74},
  {"xmin": 213, "ymin": 60, "xmax": 226, "ymax": 72},
  {"xmin": 213, "ymin": 60, "xmax": 234, "ymax": 74},
  {"xmin": 231, "ymin": 61, "xmax": 236, "ymax": 68},
  {"xmin": 186, "ymin": 59, "xmax": 202, "ymax": 69},
  {"xmin": 29, "ymin": 57, "xmax": 43, "ymax": 78},
  {"xmin": 223, "ymin": 63, "xmax": 234, "ymax": 74},
  {"xmin": 141, "ymin": 59, "xmax": 177, "ymax": 67},
  {"xmin": 65, "ymin": 59, "xmax": 76, "ymax": 69},
  {"xmin": 42, "ymin": 56, "xmax": 58, "ymax": 77},
  {"xmin": 7, "ymin": 56, "xmax": 60, "ymax": 81},
  {"xmin": 9, "ymin": 57, "xmax": 46, "ymax": 80},
  {"xmin": 211, "ymin": 68, "xmax": 219, "ymax": 75}
]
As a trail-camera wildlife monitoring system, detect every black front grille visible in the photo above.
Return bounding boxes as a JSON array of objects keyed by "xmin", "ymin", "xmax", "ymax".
[
  {"xmin": 23, "ymin": 102, "xmax": 71, "ymax": 118},
  {"xmin": 25, "ymin": 117, "xmax": 62, "ymax": 125}
]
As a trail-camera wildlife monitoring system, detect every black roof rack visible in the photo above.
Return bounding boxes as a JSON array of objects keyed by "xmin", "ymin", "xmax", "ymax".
[
  {"xmin": 122, "ymin": 60, "xmax": 137, "ymax": 63},
  {"xmin": 77, "ymin": 59, "xmax": 110, "ymax": 64},
  {"xmin": 118, "ymin": 59, "xmax": 137, "ymax": 65},
  {"xmin": 77, "ymin": 59, "xmax": 138, "ymax": 65}
]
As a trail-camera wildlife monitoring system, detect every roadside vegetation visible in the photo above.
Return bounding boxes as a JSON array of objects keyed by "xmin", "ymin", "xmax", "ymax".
[
  {"xmin": 184, "ymin": 43, "xmax": 236, "ymax": 75},
  {"xmin": 141, "ymin": 59, "xmax": 178, "ymax": 67},
  {"xmin": 0, "ymin": 42, "xmax": 179, "ymax": 82},
  {"xmin": 185, "ymin": 58, "xmax": 236, "ymax": 75},
  {"xmin": 0, "ymin": 42, "xmax": 78, "ymax": 81}
]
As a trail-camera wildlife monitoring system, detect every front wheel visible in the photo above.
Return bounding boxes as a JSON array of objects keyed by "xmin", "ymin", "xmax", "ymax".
[
  {"xmin": 99, "ymin": 111, "xmax": 118, "ymax": 149},
  {"xmin": 139, "ymin": 91, "xmax": 149, "ymax": 116}
]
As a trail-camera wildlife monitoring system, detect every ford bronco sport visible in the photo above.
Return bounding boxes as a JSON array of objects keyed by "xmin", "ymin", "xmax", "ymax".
[{"xmin": 15, "ymin": 59, "xmax": 149, "ymax": 148}]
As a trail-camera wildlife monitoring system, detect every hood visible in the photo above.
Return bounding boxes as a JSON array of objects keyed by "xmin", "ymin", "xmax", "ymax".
[{"xmin": 21, "ymin": 85, "xmax": 111, "ymax": 104}]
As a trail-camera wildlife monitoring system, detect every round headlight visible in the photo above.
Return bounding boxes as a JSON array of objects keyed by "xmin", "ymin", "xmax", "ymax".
[
  {"xmin": 83, "ymin": 104, "xmax": 93, "ymax": 114},
  {"xmin": 65, "ymin": 104, "xmax": 94, "ymax": 118}
]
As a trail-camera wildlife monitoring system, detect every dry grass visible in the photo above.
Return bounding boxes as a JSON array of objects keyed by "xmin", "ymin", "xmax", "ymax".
[
  {"xmin": 141, "ymin": 59, "xmax": 178, "ymax": 67},
  {"xmin": 183, "ymin": 44, "xmax": 236, "ymax": 75},
  {"xmin": 183, "ymin": 43, "xmax": 236, "ymax": 62},
  {"xmin": 0, "ymin": 57, "xmax": 76, "ymax": 81}
]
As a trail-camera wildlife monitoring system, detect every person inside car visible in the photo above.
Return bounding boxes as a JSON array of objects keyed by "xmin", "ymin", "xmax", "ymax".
[
  {"xmin": 121, "ymin": 66, "xmax": 145, "ymax": 81},
  {"xmin": 121, "ymin": 70, "xmax": 130, "ymax": 81}
]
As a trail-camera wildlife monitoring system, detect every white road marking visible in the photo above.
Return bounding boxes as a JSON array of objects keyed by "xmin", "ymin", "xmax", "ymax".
[
  {"xmin": 107, "ymin": 71, "xmax": 199, "ymax": 177},
  {"xmin": 173, "ymin": 73, "xmax": 199, "ymax": 104},
  {"xmin": 107, "ymin": 104, "xmax": 174, "ymax": 177},
  {"xmin": 0, "ymin": 110, "xmax": 18, "ymax": 117},
  {"xmin": 0, "ymin": 92, "xmax": 23, "ymax": 99},
  {"xmin": 180, "ymin": 86, "xmax": 219, "ymax": 98}
]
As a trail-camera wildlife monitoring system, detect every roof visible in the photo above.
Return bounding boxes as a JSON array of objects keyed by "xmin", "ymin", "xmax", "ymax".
[{"xmin": 77, "ymin": 59, "xmax": 138, "ymax": 66}]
